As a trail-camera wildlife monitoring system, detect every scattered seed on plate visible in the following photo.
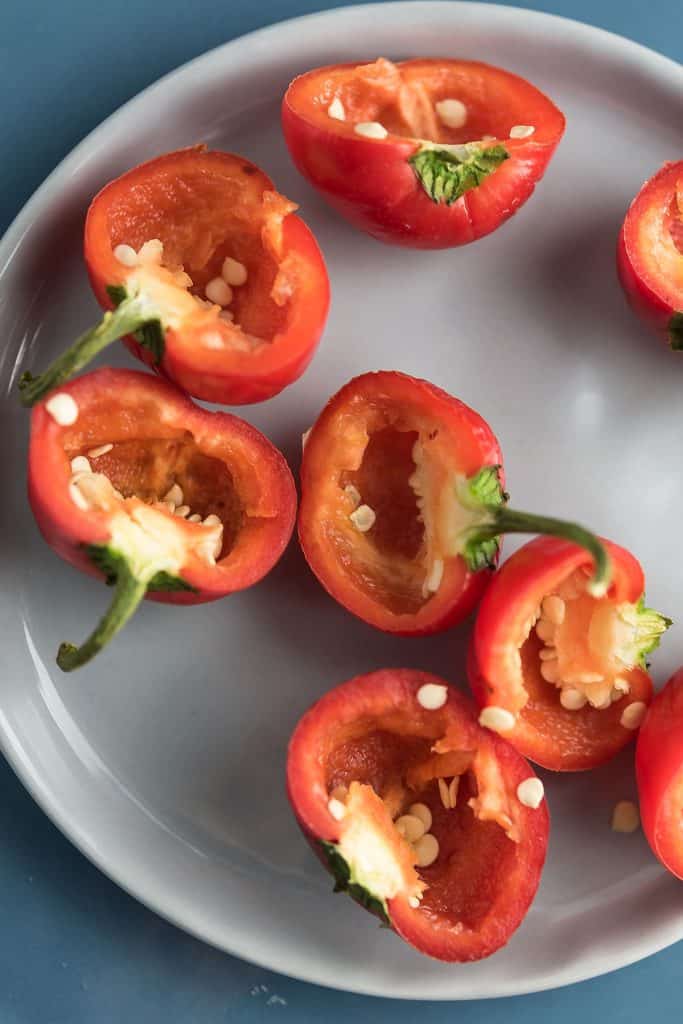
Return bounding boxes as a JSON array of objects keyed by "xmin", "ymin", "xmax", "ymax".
[{"xmin": 611, "ymin": 800, "xmax": 640, "ymax": 833}]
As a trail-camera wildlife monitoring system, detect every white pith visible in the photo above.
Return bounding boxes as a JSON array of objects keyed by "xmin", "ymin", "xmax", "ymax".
[
  {"xmin": 115, "ymin": 238, "xmax": 248, "ymax": 331},
  {"xmin": 408, "ymin": 440, "xmax": 487, "ymax": 600},
  {"xmin": 67, "ymin": 454, "xmax": 224, "ymax": 573},
  {"xmin": 534, "ymin": 569, "xmax": 644, "ymax": 711}
]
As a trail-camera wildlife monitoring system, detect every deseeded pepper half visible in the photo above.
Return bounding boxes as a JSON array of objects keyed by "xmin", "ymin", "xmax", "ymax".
[
  {"xmin": 287, "ymin": 668, "xmax": 549, "ymax": 961},
  {"xmin": 30, "ymin": 368, "xmax": 296, "ymax": 670},
  {"xmin": 469, "ymin": 536, "xmax": 670, "ymax": 771},
  {"xmin": 20, "ymin": 147, "xmax": 330, "ymax": 407},
  {"xmin": 298, "ymin": 371, "xmax": 611, "ymax": 635},
  {"xmin": 282, "ymin": 58, "xmax": 565, "ymax": 248}
]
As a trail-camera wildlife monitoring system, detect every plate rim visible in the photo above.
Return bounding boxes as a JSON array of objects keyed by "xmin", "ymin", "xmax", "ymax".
[{"xmin": 2, "ymin": 1, "xmax": 683, "ymax": 1000}]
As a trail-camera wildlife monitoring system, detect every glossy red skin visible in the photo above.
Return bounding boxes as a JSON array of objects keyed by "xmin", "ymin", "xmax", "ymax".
[
  {"xmin": 84, "ymin": 148, "xmax": 330, "ymax": 405},
  {"xmin": 469, "ymin": 536, "xmax": 654, "ymax": 771},
  {"xmin": 617, "ymin": 161, "xmax": 683, "ymax": 343},
  {"xmin": 28, "ymin": 368, "xmax": 297, "ymax": 604},
  {"xmin": 282, "ymin": 59, "xmax": 565, "ymax": 249},
  {"xmin": 287, "ymin": 668, "xmax": 549, "ymax": 961},
  {"xmin": 298, "ymin": 371, "xmax": 503, "ymax": 635},
  {"xmin": 637, "ymin": 668, "xmax": 683, "ymax": 879}
]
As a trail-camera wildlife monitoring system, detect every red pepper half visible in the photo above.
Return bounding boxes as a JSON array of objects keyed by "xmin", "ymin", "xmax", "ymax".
[
  {"xmin": 617, "ymin": 161, "xmax": 683, "ymax": 348},
  {"xmin": 469, "ymin": 537, "xmax": 670, "ymax": 771},
  {"xmin": 282, "ymin": 58, "xmax": 565, "ymax": 248},
  {"xmin": 636, "ymin": 668, "xmax": 683, "ymax": 879},
  {"xmin": 19, "ymin": 147, "xmax": 330, "ymax": 407},
  {"xmin": 29, "ymin": 368, "xmax": 296, "ymax": 670},
  {"xmin": 287, "ymin": 668, "xmax": 549, "ymax": 961},
  {"xmin": 298, "ymin": 371, "xmax": 611, "ymax": 635}
]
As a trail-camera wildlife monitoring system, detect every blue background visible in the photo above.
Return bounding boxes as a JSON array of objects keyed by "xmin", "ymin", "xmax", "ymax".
[{"xmin": 1, "ymin": 1, "xmax": 681, "ymax": 1020}]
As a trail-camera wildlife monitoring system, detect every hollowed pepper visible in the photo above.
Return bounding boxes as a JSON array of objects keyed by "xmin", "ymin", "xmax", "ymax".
[
  {"xmin": 29, "ymin": 368, "xmax": 297, "ymax": 670},
  {"xmin": 298, "ymin": 371, "xmax": 611, "ymax": 635},
  {"xmin": 20, "ymin": 147, "xmax": 330, "ymax": 407},
  {"xmin": 468, "ymin": 536, "xmax": 670, "ymax": 770},
  {"xmin": 287, "ymin": 668, "xmax": 549, "ymax": 961},
  {"xmin": 282, "ymin": 57, "xmax": 565, "ymax": 248}
]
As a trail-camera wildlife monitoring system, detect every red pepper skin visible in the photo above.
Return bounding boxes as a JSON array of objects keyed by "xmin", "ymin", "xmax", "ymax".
[
  {"xmin": 469, "ymin": 536, "xmax": 654, "ymax": 772},
  {"xmin": 84, "ymin": 148, "xmax": 330, "ymax": 404},
  {"xmin": 636, "ymin": 669, "xmax": 683, "ymax": 879},
  {"xmin": 28, "ymin": 368, "xmax": 296, "ymax": 604},
  {"xmin": 617, "ymin": 161, "xmax": 683, "ymax": 347},
  {"xmin": 298, "ymin": 371, "xmax": 503, "ymax": 635},
  {"xmin": 282, "ymin": 59, "xmax": 565, "ymax": 249},
  {"xmin": 287, "ymin": 668, "xmax": 549, "ymax": 962}
]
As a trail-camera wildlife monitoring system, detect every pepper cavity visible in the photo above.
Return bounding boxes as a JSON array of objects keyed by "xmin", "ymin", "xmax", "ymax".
[
  {"xmin": 28, "ymin": 368, "xmax": 297, "ymax": 671},
  {"xmin": 19, "ymin": 148, "xmax": 329, "ymax": 408},
  {"xmin": 287, "ymin": 669, "xmax": 548, "ymax": 961}
]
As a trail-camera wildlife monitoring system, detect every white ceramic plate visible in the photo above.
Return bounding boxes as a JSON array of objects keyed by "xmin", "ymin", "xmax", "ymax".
[{"xmin": 1, "ymin": 1, "xmax": 682, "ymax": 1000}]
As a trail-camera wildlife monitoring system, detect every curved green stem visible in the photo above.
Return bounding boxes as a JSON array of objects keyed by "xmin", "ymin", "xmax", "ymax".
[
  {"xmin": 481, "ymin": 507, "xmax": 612, "ymax": 597},
  {"xmin": 18, "ymin": 295, "xmax": 151, "ymax": 407},
  {"xmin": 56, "ymin": 563, "xmax": 147, "ymax": 672}
]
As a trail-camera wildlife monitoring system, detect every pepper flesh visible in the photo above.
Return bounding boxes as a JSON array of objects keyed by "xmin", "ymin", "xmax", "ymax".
[
  {"xmin": 617, "ymin": 160, "xmax": 683, "ymax": 348},
  {"xmin": 469, "ymin": 536, "xmax": 669, "ymax": 771},
  {"xmin": 282, "ymin": 58, "xmax": 565, "ymax": 248},
  {"xmin": 287, "ymin": 668, "xmax": 549, "ymax": 961},
  {"xmin": 298, "ymin": 371, "xmax": 611, "ymax": 636},
  {"xmin": 20, "ymin": 147, "xmax": 330, "ymax": 407},
  {"xmin": 636, "ymin": 668, "xmax": 683, "ymax": 879},
  {"xmin": 28, "ymin": 368, "xmax": 296, "ymax": 669}
]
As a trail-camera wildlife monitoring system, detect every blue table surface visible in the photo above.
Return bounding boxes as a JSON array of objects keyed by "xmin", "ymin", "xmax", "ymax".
[{"xmin": 2, "ymin": 1, "xmax": 681, "ymax": 1020}]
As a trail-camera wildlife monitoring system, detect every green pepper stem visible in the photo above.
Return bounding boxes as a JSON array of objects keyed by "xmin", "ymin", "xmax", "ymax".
[
  {"xmin": 56, "ymin": 563, "xmax": 147, "ymax": 672},
  {"xmin": 18, "ymin": 296, "xmax": 150, "ymax": 407},
  {"xmin": 481, "ymin": 507, "xmax": 612, "ymax": 597}
]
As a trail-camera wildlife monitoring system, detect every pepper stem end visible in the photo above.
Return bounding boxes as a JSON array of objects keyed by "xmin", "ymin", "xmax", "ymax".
[
  {"xmin": 18, "ymin": 295, "xmax": 150, "ymax": 408},
  {"xmin": 56, "ymin": 563, "xmax": 147, "ymax": 672}
]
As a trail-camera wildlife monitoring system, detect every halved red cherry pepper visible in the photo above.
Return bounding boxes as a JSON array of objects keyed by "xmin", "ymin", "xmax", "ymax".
[
  {"xmin": 298, "ymin": 371, "xmax": 610, "ymax": 635},
  {"xmin": 287, "ymin": 668, "xmax": 549, "ymax": 961},
  {"xmin": 636, "ymin": 668, "xmax": 683, "ymax": 879},
  {"xmin": 19, "ymin": 147, "xmax": 330, "ymax": 407},
  {"xmin": 468, "ymin": 536, "xmax": 670, "ymax": 771},
  {"xmin": 29, "ymin": 368, "xmax": 296, "ymax": 671},
  {"xmin": 282, "ymin": 57, "xmax": 565, "ymax": 248},
  {"xmin": 617, "ymin": 161, "xmax": 683, "ymax": 349}
]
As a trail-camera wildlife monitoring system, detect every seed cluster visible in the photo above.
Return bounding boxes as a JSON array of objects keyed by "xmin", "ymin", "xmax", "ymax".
[
  {"xmin": 114, "ymin": 238, "xmax": 248, "ymax": 324},
  {"xmin": 67, "ymin": 452, "xmax": 224, "ymax": 564},
  {"xmin": 535, "ymin": 573, "xmax": 632, "ymax": 711}
]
